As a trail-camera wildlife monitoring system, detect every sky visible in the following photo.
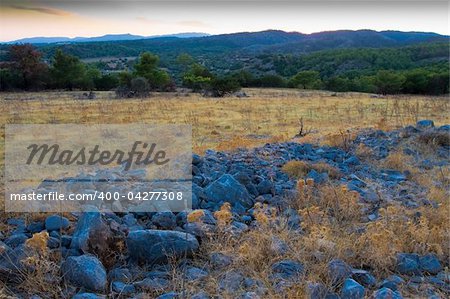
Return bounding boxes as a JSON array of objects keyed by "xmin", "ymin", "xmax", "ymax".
[{"xmin": 0, "ymin": 1, "xmax": 448, "ymax": 42}]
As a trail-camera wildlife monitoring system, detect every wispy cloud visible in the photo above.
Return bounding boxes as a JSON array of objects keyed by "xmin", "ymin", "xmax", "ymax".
[
  {"xmin": 136, "ymin": 16, "xmax": 164, "ymax": 25},
  {"xmin": 177, "ymin": 20, "xmax": 211, "ymax": 28},
  {"xmin": 9, "ymin": 4, "xmax": 73, "ymax": 16}
]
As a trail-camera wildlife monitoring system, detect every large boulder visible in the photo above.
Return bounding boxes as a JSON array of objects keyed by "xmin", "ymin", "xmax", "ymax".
[
  {"xmin": 205, "ymin": 174, "xmax": 253, "ymax": 208},
  {"xmin": 70, "ymin": 206, "xmax": 111, "ymax": 253},
  {"xmin": 126, "ymin": 230, "xmax": 199, "ymax": 264},
  {"xmin": 62, "ymin": 254, "xmax": 107, "ymax": 291}
]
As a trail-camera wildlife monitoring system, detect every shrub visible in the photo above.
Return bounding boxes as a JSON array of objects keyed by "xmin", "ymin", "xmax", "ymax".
[{"xmin": 209, "ymin": 77, "xmax": 240, "ymax": 97}]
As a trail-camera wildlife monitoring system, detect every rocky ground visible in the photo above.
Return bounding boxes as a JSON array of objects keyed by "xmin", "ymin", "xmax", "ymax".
[{"xmin": 1, "ymin": 120, "xmax": 449, "ymax": 298}]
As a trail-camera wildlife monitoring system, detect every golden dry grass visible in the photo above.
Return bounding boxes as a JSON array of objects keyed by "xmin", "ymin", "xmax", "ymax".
[{"xmin": 0, "ymin": 89, "xmax": 449, "ymax": 298}]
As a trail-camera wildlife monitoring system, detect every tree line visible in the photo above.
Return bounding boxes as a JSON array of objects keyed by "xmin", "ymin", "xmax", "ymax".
[{"xmin": 0, "ymin": 44, "xmax": 448, "ymax": 96}]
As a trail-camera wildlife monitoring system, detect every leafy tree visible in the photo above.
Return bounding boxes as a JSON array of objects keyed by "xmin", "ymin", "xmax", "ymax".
[
  {"xmin": 231, "ymin": 70, "xmax": 255, "ymax": 87},
  {"xmin": 374, "ymin": 70, "xmax": 405, "ymax": 94},
  {"xmin": 118, "ymin": 71, "xmax": 133, "ymax": 88},
  {"xmin": 0, "ymin": 68, "xmax": 22, "ymax": 91},
  {"xmin": 402, "ymin": 69, "xmax": 429, "ymax": 94},
  {"xmin": 50, "ymin": 49, "xmax": 87, "ymax": 90},
  {"xmin": 326, "ymin": 76, "xmax": 350, "ymax": 92},
  {"xmin": 133, "ymin": 52, "xmax": 171, "ymax": 90},
  {"xmin": 253, "ymin": 74, "xmax": 286, "ymax": 87},
  {"xmin": 176, "ymin": 53, "xmax": 194, "ymax": 72},
  {"xmin": 209, "ymin": 77, "xmax": 240, "ymax": 97},
  {"xmin": 289, "ymin": 71, "xmax": 323, "ymax": 89},
  {"xmin": 94, "ymin": 73, "xmax": 119, "ymax": 90},
  {"xmin": 130, "ymin": 77, "xmax": 150, "ymax": 97},
  {"xmin": 182, "ymin": 63, "xmax": 214, "ymax": 91},
  {"xmin": 9, "ymin": 44, "xmax": 48, "ymax": 90},
  {"xmin": 350, "ymin": 76, "xmax": 377, "ymax": 93}
]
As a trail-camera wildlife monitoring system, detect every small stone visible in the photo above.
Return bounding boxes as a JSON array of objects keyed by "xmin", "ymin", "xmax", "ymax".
[
  {"xmin": 218, "ymin": 270, "xmax": 245, "ymax": 293},
  {"xmin": 156, "ymin": 292, "xmax": 179, "ymax": 299},
  {"xmin": 4, "ymin": 234, "xmax": 28, "ymax": 248},
  {"xmin": 396, "ymin": 253, "xmax": 420, "ymax": 275},
  {"xmin": 271, "ymin": 260, "xmax": 304, "ymax": 281},
  {"xmin": 352, "ymin": 269, "xmax": 376, "ymax": 287},
  {"xmin": 416, "ymin": 120, "xmax": 434, "ymax": 129},
  {"xmin": 419, "ymin": 254, "xmax": 441, "ymax": 274},
  {"xmin": 134, "ymin": 277, "xmax": 169, "ymax": 291},
  {"xmin": 210, "ymin": 252, "xmax": 233, "ymax": 269},
  {"xmin": 328, "ymin": 259, "xmax": 352, "ymax": 286},
  {"xmin": 372, "ymin": 287, "xmax": 403, "ymax": 299},
  {"xmin": 112, "ymin": 281, "xmax": 136, "ymax": 295},
  {"xmin": 341, "ymin": 278, "xmax": 365, "ymax": 299},
  {"xmin": 184, "ymin": 266, "xmax": 208, "ymax": 281},
  {"xmin": 152, "ymin": 211, "xmax": 177, "ymax": 230},
  {"xmin": 72, "ymin": 293, "xmax": 103, "ymax": 299},
  {"xmin": 27, "ymin": 221, "xmax": 45, "ymax": 233},
  {"xmin": 45, "ymin": 215, "xmax": 70, "ymax": 231},
  {"xmin": 108, "ymin": 268, "xmax": 132, "ymax": 283}
]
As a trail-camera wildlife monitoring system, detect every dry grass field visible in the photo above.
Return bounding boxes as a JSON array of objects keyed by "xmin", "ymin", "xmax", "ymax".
[
  {"xmin": 0, "ymin": 88, "xmax": 449, "ymax": 298},
  {"xmin": 1, "ymin": 88, "xmax": 449, "ymax": 153}
]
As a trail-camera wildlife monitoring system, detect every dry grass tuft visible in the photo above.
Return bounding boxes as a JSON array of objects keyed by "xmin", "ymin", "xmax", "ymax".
[
  {"xmin": 282, "ymin": 161, "xmax": 341, "ymax": 179},
  {"xmin": 417, "ymin": 131, "xmax": 450, "ymax": 147}
]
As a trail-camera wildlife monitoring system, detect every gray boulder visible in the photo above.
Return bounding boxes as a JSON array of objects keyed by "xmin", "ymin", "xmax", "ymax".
[
  {"xmin": 341, "ymin": 278, "xmax": 365, "ymax": 299},
  {"xmin": 416, "ymin": 120, "xmax": 434, "ymax": 129},
  {"xmin": 45, "ymin": 215, "xmax": 70, "ymax": 231},
  {"xmin": 126, "ymin": 230, "xmax": 199, "ymax": 264},
  {"xmin": 205, "ymin": 174, "xmax": 253, "ymax": 208},
  {"xmin": 152, "ymin": 211, "xmax": 177, "ymax": 230},
  {"xmin": 62, "ymin": 254, "xmax": 107, "ymax": 291},
  {"xmin": 328, "ymin": 259, "xmax": 352, "ymax": 286},
  {"xmin": 70, "ymin": 206, "xmax": 110, "ymax": 253}
]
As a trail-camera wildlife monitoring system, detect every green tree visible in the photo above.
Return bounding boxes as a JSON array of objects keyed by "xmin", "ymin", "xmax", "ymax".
[
  {"xmin": 402, "ymin": 69, "xmax": 429, "ymax": 94},
  {"xmin": 176, "ymin": 53, "xmax": 194, "ymax": 72},
  {"xmin": 289, "ymin": 71, "xmax": 323, "ymax": 89},
  {"xmin": 94, "ymin": 73, "xmax": 119, "ymax": 91},
  {"xmin": 182, "ymin": 63, "xmax": 214, "ymax": 91},
  {"xmin": 231, "ymin": 70, "xmax": 255, "ymax": 87},
  {"xmin": 0, "ymin": 68, "xmax": 22, "ymax": 91},
  {"xmin": 133, "ymin": 52, "xmax": 171, "ymax": 90},
  {"xmin": 209, "ymin": 77, "xmax": 240, "ymax": 97},
  {"xmin": 50, "ymin": 49, "xmax": 87, "ymax": 90},
  {"xmin": 374, "ymin": 70, "xmax": 405, "ymax": 94},
  {"xmin": 326, "ymin": 76, "xmax": 350, "ymax": 92}
]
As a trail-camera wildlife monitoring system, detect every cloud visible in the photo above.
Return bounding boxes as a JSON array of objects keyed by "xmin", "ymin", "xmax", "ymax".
[
  {"xmin": 136, "ymin": 16, "xmax": 164, "ymax": 25},
  {"xmin": 177, "ymin": 20, "xmax": 210, "ymax": 28},
  {"xmin": 9, "ymin": 4, "xmax": 73, "ymax": 16}
]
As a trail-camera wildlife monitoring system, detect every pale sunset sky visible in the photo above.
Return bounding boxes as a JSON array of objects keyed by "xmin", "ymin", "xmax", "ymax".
[{"xmin": 0, "ymin": 1, "xmax": 448, "ymax": 42}]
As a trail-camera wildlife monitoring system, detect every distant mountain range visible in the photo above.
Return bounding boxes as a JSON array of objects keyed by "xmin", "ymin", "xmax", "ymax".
[
  {"xmin": 5, "ymin": 32, "xmax": 210, "ymax": 44},
  {"xmin": 1, "ymin": 29, "xmax": 447, "ymax": 63}
]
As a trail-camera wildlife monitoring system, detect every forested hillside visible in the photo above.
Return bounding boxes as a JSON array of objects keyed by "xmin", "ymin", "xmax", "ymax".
[{"xmin": 0, "ymin": 30, "xmax": 448, "ymax": 95}]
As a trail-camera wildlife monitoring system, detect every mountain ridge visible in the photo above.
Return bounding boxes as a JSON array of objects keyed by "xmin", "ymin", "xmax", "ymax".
[{"xmin": 4, "ymin": 32, "xmax": 210, "ymax": 44}]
